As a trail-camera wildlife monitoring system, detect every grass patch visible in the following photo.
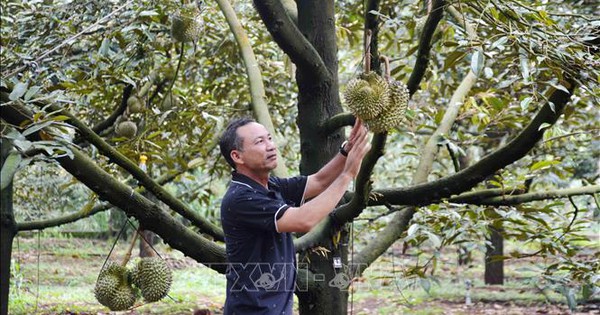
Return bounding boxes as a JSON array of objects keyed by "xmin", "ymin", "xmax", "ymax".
[{"xmin": 7, "ymin": 235, "xmax": 598, "ymax": 314}]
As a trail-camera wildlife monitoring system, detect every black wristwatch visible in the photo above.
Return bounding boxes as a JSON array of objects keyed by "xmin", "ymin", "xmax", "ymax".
[{"xmin": 339, "ymin": 140, "xmax": 349, "ymax": 157}]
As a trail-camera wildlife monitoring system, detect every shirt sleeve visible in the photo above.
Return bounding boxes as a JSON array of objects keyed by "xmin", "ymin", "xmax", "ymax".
[{"xmin": 271, "ymin": 176, "xmax": 308, "ymax": 206}]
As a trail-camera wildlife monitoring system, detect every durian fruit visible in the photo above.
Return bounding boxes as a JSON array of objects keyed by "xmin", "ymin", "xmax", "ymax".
[
  {"xmin": 115, "ymin": 121, "xmax": 137, "ymax": 139},
  {"xmin": 127, "ymin": 95, "xmax": 144, "ymax": 113},
  {"xmin": 171, "ymin": 4, "xmax": 203, "ymax": 43},
  {"xmin": 386, "ymin": 80, "xmax": 410, "ymax": 113},
  {"xmin": 366, "ymin": 80, "xmax": 409, "ymax": 133},
  {"xmin": 94, "ymin": 262, "xmax": 137, "ymax": 311},
  {"xmin": 343, "ymin": 72, "xmax": 389, "ymax": 120},
  {"xmin": 160, "ymin": 93, "xmax": 178, "ymax": 110},
  {"xmin": 365, "ymin": 109, "xmax": 405, "ymax": 133},
  {"xmin": 131, "ymin": 257, "xmax": 172, "ymax": 302}
]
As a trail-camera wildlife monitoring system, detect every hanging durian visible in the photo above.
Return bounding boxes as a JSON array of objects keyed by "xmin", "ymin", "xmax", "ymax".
[
  {"xmin": 127, "ymin": 95, "xmax": 144, "ymax": 113},
  {"xmin": 161, "ymin": 93, "xmax": 178, "ymax": 110},
  {"xmin": 365, "ymin": 109, "xmax": 405, "ymax": 133},
  {"xmin": 365, "ymin": 79, "xmax": 409, "ymax": 132},
  {"xmin": 171, "ymin": 3, "xmax": 203, "ymax": 43},
  {"xmin": 343, "ymin": 72, "xmax": 389, "ymax": 120},
  {"xmin": 131, "ymin": 257, "xmax": 172, "ymax": 302},
  {"xmin": 94, "ymin": 262, "xmax": 137, "ymax": 311},
  {"xmin": 115, "ymin": 121, "xmax": 137, "ymax": 139}
]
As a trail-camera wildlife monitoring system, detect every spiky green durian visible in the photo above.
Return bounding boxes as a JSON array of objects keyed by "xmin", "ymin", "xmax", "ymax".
[
  {"xmin": 171, "ymin": 4, "xmax": 203, "ymax": 43},
  {"xmin": 127, "ymin": 95, "xmax": 144, "ymax": 113},
  {"xmin": 131, "ymin": 257, "xmax": 172, "ymax": 302},
  {"xmin": 365, "ymin": 109, "xmax": 405, "ymax": 133},
  {"xmin": 106, "ymin": 282, "xmax": 137, "ymax": 311},
  {"xmin": 115, "ymin": 121, "xmax": 137, "ymax": 139},
  {"xmin": 364, "ymin": 80, "xmax": 409, "ymax": 133},
  {"xmin": 343, "ymin": 72, "xmax": 389, "ymax": 120},
  {"xmin": 94, "ymin": 262, "xmax": 137, "ymax": 311},
  {"xmin": 160, "ymin": 93, "xmax": 178, "ymax": 110},
  {"xmin": 385, "ymin": 80, "xmax": 409, "ymax": 113}
]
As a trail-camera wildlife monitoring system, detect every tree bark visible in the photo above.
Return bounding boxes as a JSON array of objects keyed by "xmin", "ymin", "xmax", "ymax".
[
  {"xmin": 484, "ymin": 225, "xmax": 504, "ymax": 285},
  {"xmin": 0, "ymin": 138, "xmax": 17, "ymax": 315},
  {"xmin": 292, "ymin": 1, "xmax": 347, "ymax": 314}
]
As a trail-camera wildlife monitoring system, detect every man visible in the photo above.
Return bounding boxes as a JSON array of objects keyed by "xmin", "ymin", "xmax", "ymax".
[{"xmin": 219, "ymin": 117, "xmax": 370, "ymax": 314}]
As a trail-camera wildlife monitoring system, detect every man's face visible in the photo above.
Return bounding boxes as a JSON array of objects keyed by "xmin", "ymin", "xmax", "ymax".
[{"xmin": 233, "ymin": 122, "xmax": 278, "ymax": 172}]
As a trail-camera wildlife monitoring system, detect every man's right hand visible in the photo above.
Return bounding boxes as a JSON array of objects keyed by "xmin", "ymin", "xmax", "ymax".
[{"xmin": 343, "ymin": 119, "xmax": 370, "ymax": 178}]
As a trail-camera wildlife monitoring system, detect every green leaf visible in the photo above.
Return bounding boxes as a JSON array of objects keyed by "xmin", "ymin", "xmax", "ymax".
[
  {"xmin": 98, "ymin": 38, "xmax": 110, "ymax": 56},
  {"xmin": 22, "ymin": 121, "xmax": 54, "ymax": 137},
  {"xmin": 424, "ymin": 231, "xmax": 441, "ymax": 248},
  {"xmin": 520, "ymin": 97, "xmax": 533, "ymax": 111},
  {"xmin": 538, "ymin": 122, "xmax": 552, "ymax": 131},
  {"xmin": 470, "ymin": 49, "xmax": 484, "ymax": 75},
  {"xmin": 530, "ymin": 160, "xmax": 560, "ymax": 171},
  {"xmin": 443, "ymin": 51, "xmax": 466, "ymax": 71},
  {"xmin": 24, "ymin": 85, "xmax": 42, "ymax": 101},
  {"xmin": 519, "ymin": 48, "xmax": 530, "ymax": 81},
  {"xmin": 420, "ymin": 278, "xmax": 431, "ymax": 294},
  {"xmin": 550, "ymin": 82, "xmax": 570, "ymax": 93},
  {"xmin": 565, "ymin": 288, "xmax": 577, "ymax": 312},
  {"xmin": 1, "ymin": 151, "xmax": 22, "ymax": 190},
  {"xmin": 138, "ymin": 10, "xmax": 158, "ymax": 16},
  {"xmin": 407, "ymin": 224, "xmax": 419, "ymax": 237},
  {"xmin": 489, "ymin": 36, "xmax": 508, "ymax": 50},
  {"xmin": 484, "ymin": 67, "xmax": 493, "ymax": 79},
  {"xmin": 9, "ymin": 82, "xmax": 28, "ymax": 101}
]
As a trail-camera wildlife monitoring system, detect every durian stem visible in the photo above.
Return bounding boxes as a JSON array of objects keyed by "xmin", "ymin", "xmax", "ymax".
[
  {"xmin": 121, "ymin": 229, "xmax": 139, "ymax": 266},
  {"xmin": 160, "ymin": 42, "xmax": 185, "ymax": 109},
  {"xmin": 379, "ymin": 55, "xmax": 391, "ymax": 81},
  {"xmin": 364, "ymin": 30, "xmax": 372, "ymax": 73}
]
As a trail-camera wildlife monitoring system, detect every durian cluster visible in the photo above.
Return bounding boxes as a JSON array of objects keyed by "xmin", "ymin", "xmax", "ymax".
[
  {"xmin": 343, "ymin": 72, "xmax": 409, "ymax": 133},
  {"xmin": 114, "ymin": 95, "xmax": 144, "ymax": 139},
  {"xmin": 94, "ymin": 258, "xmax": 172, "ymax": 311},
  {"xmin": 171, "ymin": 3, "xmax": 203, "ymax": 43}
]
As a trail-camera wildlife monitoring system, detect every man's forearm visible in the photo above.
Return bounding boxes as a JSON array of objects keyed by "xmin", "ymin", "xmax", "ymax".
[
  {"xmin": 306, "ymin": 152, "xmax": 346, "ymax": 198},
  {"xmin": 277, "ymin": 173, "xmax": 353, "ymax": 232}
]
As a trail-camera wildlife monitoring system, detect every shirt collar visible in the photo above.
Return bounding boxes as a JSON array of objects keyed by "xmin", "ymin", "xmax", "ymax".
[{"xmin": 231, "ymin": 171, "xmax": 277, "ymax": 193}]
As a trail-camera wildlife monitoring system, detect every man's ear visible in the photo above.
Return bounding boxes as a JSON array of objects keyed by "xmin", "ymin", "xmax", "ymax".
[{"xmin": 231, "ymin": 150, "xmax": 243, "ymax": 165}]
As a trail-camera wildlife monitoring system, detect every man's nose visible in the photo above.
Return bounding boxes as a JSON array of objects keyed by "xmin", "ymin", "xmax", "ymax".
[{"xmin": 267, "ymin": 139, "xmax": 277, "ymax": 151}]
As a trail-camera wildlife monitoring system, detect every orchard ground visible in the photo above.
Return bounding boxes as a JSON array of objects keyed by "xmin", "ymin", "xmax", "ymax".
[{"xmin": 7, "ymin": 233, "xmax": 599, "ymax": 315}]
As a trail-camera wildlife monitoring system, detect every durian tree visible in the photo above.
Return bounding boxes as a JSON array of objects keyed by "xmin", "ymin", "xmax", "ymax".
[{"xmin": 1, "ymin": 0, "xmax": 599, "ymax": 314}]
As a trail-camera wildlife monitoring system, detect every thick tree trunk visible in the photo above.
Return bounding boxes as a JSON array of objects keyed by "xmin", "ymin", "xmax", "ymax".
[
  {"xmin": 0, "ymin": 139, "xmax": 17, "ymax": 315},
  {"xmin": 295, "ymin": 1, "xmax": 347, "ymax": 313},
  {"xmin": 484, "ymin": 225, "xmax": 504, "ymax": 285}
]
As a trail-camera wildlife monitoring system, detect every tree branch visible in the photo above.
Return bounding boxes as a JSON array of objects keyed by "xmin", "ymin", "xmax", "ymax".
[
  {"xmin": 1, "ymin": 97, "xmax": 224, "ymax": 241},
  {"xmin": 374, "ymin": 79, "xmax": 576, "ymax": 206},
  {"xmin": 352, "ymin": 12, "xmax": 577, "ymax": 274},
  {"xmin": 216, "ymin": 0, "xmax": 288, "ymax": 177},
  {"xmin": 365, "ymin": 0, "xmax": 382, "ymax": 73},
  {"xmin": 17, "ymin": 169, "xmax": 182, "ymax": 231},
  {"xmin": 407, "ymin": 0, "xmax": 447, "ymax": 95},
  {"xmin": 413, "ymin": 3, "xmax": 479, "ymax": 187},
  {"xmin": 454, "ymin": 185, "xmax": 599, "ymax": 206},
  {"xmin": 252, "ymin": 0, "xmax": 331, "ymax": 82},
  {"xmin": 0, "ymin": 102, "xmax": 227, "ymax": 273},
  {"xmin": 320, "ymin": 113, "xmax": 355, "ymax": 137}
]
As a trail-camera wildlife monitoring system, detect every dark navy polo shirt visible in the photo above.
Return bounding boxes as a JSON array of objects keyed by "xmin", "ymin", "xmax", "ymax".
[{"xmin": 220, "ymin": 172, "xmax": 307, "ymax": 315}]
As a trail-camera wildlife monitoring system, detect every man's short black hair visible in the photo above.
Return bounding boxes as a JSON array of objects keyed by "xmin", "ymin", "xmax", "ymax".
[{"xmin": 219, "ymin": 117, "xmax": 255, "ymax": 169}]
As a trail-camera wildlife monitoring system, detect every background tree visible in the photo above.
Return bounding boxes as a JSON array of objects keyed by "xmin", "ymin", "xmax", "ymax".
[{"xmin": 1, "ymin": 0, "xmax": 598, "ymax": 314}]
